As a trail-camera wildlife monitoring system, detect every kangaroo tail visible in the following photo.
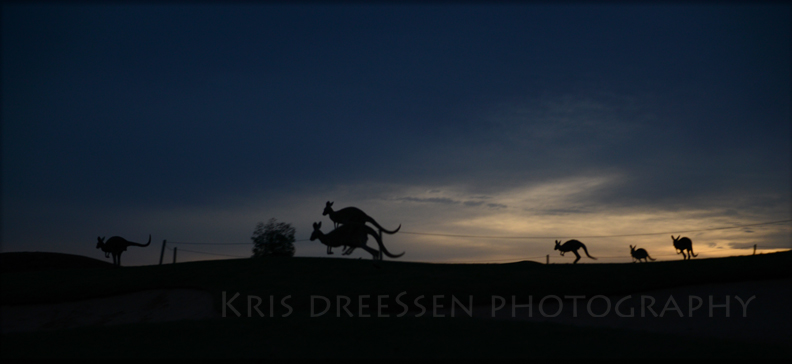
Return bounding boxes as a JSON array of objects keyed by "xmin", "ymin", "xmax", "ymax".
[
  {"xmin": 369, "ymin": 226, "xmax": 404, "ymax": 258},
  {"xmin": 690, "ymin": 250, "xmax": 698, "ymax": 257},
  {"xmin": 367, "ymin": 217, "xmax": 401, "ymax": 235},
  {"xmin": 127, "ymin": 234, "xmax": 152, "ymax": 247},
  {"xmin": 647, "ymin": 255, "xmax": 656, "ymax": 261},
  {"xmin": 581, "ymin": 244, "xmax": 597, "ymax": 260},
  {"xmin": 380, "ymin": 224, "xmax": 401, "ymax": 235}
]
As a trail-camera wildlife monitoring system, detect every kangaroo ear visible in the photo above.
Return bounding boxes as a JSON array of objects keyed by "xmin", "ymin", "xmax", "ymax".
[{"xmin": 318, "ymin": 221, "xmax": 322, "ymax": 228}]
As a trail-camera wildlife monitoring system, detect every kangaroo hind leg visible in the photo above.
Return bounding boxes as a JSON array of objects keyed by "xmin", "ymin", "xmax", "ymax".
[{"xmin": 361, "ymin": 245, "xmax": 380, "ymax": 260}]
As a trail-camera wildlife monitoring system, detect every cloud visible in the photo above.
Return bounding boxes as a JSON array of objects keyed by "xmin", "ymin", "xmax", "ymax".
[
  {"xmin": 396, "ymin": 197, "xmax": 459, "ymax": 205},
  {"xmin": 487, "ymin": 203, "xmax": 507, "ymax": 209},
  {"xmin": 462, "ymin": 201, "xmax": 485, "ymax": 207},
  {"xmin": 392, "ymin": 195, "xmax": 507, "ymax": 210},
  {"xmin": 486, "ymin": 92, "xmax": 651, "ymax": 144},
  {"xmin": 727, "ymin": 242, "xmax": 759, "ymax": 250}
]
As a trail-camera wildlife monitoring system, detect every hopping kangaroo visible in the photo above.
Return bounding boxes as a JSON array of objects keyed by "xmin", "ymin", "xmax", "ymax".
[
  {"xmin": 554, "ymin": 239, "xmax": 597, "ymax": 264},
  {"xmin": 671, "ymin": 235, "xmax": 697, "ymax": 260},
  {"xmin": 96, "ymin": 235, "xmax": 151, "ymax": 267},
  {"xmin": 310, "ymin": 222, "xmax": 404, "ymax": 261},
  {"xmin": 629, "ymin": 245, "xmax": 656, "ymax": 263},
  {"xmin": 322, "ymin": 201, "xmax": 401, "ymax": 253}
]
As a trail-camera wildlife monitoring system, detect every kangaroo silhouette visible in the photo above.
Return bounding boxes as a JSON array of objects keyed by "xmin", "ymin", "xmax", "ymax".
[
  {"xmin": 629, "ymin": 245, "xmax": 656, "ymax": 263},
  {"xmin": 310, "ymin": 222, "xmax": 404, "ymax": 260},
  {"xmin": 96, "ymin": 235, "xmax": 151, "ymax": 267},
  {"xmin": 671, "ymin": 235, "xmax": 697, "ymax": 260},
  {"xmin": 318, "ymin": 221, "xmax": 378, "ymax": 258},
  {"xmin": 554, "ymin": 239, "xmax": 596, "ymax": 264},
  {"xmin": 322, "ymin": 201, "xmax": 401, "ymax": 254}
]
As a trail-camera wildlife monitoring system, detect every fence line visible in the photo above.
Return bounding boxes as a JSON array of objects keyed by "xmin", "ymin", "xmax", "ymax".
[
  {"xmin": 167, "ymin": 246, "xmax": 248, "ymax": 259},
  {"xmin": 159, "ymin": 218, "xmax": 790, "ymax": 263},
  {"xmin": 165, "ymin": 243, "xmax": 784, "ymax": 265},
  {"xmin": 167, "ymin": 239, "xmax": 311, "ymax": 246},
  {"xmin": 167, "ymin": 241, "xmax": 250, "ymax": 245}
]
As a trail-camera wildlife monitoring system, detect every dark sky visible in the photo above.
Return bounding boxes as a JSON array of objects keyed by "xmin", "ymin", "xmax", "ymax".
[{"xmin": 2, "ymin": 4, "xmax": 790, "ymax": 265}]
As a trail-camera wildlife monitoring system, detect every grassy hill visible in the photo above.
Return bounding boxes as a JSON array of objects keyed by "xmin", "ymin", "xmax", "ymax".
[
  {"xmin": 2, "ymin": 251, "xmax": 789, "ymax": 308},
  {"xmin": 0, "ymin": 251, "xmax": 114, "ymax": 274},
  {"xmin": 1, "ymin": 251, "xmax": 790, "ymax": 358}
]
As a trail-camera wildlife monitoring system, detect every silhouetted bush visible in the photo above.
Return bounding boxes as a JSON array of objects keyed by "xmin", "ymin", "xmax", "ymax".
[{"xmin": 251, "ymin": 218, "xmax": 295, "ymax": 258}]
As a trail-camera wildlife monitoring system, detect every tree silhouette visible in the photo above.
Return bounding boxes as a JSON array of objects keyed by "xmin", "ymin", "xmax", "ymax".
[{"xmin": 251, "ymin": 218, "xmax": 295, "ymax": 258}]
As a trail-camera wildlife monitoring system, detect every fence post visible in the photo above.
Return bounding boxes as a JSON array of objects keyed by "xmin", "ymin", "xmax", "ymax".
[
  {"xmin": 159, "ymin": 240, "xmax": 167, "ymax": 265},
  {"xmin": 546, "ymin": 254, "xmax": 549, "ymax": 264},
  {"xmin": 753, "ymin": 244, "xmax": 757, "ymax": 255},
  {"xmin": 173, "ymin": 247, "xmax": 177, "ymax": 264}
]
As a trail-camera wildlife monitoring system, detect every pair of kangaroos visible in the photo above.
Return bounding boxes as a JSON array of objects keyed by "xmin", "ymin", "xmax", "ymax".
[
  {"xmin": 630, "ymin": 236, "xmax": 697, "ymax": 262},
  {"xmin": 96, "ymin": 235, "xmax": 151, "ymax": 267},
  {"xmin": 310, "ymin": 201, "xmax": 404, "ymax": 260}
]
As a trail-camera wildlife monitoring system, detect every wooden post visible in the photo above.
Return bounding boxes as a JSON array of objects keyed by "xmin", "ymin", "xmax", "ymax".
[
  {"xmin": 753, "ymin": 244, "xmax": 757, "ymax": 255},
  {"xmin": 546, "ymin": 254, "xmax": 549, "ymax": 264},
  {"xmin": 173, "ymin": 247, "xmax": 177, "ymax": 264},
  {"xmin": 159, "ymin": 240, "xmax": 167, "ymax": 265}
]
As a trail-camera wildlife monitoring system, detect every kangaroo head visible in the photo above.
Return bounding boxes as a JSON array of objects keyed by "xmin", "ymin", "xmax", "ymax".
[
  {"xmin": 96, "ymin": 236, "xmax": 105, "ymax": 249},
  {"xmin": 671, "ymin": 235, "xmax": 680, "ymax": 243},
  {"xmin": 310, "ymin": 222, "xmax": 322, "ymax": 241},
  {"xmin": 630, "ymin": 244, "xmax": 635, "ymax": 253},
  {"xmin": 323, "ymin": 201, "xmax": 334, "ymax": 216},
  {"xmin": 554, "ymin": 240, "xmax": 561, "ymax": 250}
]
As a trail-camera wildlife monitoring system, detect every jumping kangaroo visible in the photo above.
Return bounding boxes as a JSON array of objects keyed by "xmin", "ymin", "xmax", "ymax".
[
  {"xmin": 629, "ymin": 245, "xmax": 656, "ymax": 263},
  {"xmin": 310, "ymin": 222, "xmax": 404, "ymax": 261},
  {"xmin": 96, "ymin": 235, "xmax": 151, "ymax": 267},
  {"xmin": 322, "ymin": 201, "xmax": 401, "ymax": 253},
  {"xmin": 671, "ymin": 235, "xmax": 697, "ymax": 260},
  {"xmin": 554, "ymin": 239, "xmax": 597, "ymax": 264}
]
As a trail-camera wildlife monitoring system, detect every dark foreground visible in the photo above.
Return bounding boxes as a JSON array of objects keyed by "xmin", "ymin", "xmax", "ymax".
[
  {"xmin": 3, "ymin": 313, "xmax": 789, "ymax": 358},
  {"xmin": 1, "ymin": 251, "xmax": 790, "ymax": 358}
]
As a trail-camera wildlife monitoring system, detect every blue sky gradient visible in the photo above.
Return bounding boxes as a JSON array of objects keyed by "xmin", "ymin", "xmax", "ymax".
[{"xmin": 2, "ymin": 4, "xmax": 790, "ymax": 265}]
